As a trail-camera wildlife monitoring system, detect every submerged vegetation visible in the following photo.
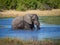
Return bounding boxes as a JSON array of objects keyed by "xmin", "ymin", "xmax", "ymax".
[
  {"xmin": 0, "ymin": 38, "xmax": 60, "ymax": 45},
  {"xmin": 39, "ymin": 16, "xmax": 60, "ymax": 25}
]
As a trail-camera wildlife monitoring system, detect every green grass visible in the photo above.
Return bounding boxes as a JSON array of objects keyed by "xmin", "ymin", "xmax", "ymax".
[
  {"xmin": 52, "ymin": 39, "xmax": 60, "ymax": 45},
  {"xmin": 39, "ymin": 16, "xmax": 60, "ymax": 25}
]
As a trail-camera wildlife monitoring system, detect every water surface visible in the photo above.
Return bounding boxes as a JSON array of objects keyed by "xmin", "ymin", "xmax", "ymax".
[{"xmin": 0, "ymin": 18, "xmax": 60, "ymax": 40}]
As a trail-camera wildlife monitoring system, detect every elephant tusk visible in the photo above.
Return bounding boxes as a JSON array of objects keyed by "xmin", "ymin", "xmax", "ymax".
[{"xmin": 34, "ymin": 25, "xmax": 37, "ymax": 30}]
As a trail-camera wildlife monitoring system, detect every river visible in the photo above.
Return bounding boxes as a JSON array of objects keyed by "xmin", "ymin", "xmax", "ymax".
[{"xmin": 0, "ymin": 18, "xmax": 60, "ymax": 40}]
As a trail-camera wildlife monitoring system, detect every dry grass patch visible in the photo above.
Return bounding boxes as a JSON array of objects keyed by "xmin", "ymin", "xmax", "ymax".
[
  {"xmin": 0, "ymin": 9, "xmax": 60, "ymax": 18},
  {"xmin": 0, "ymin": 38, "xmax": 55, "ymax": 45}
]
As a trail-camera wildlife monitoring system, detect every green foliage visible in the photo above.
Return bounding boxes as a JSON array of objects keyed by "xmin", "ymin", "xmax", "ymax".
[{"xmin": 0, "ymin": 0, "xmax": 60, "ymax": 11}]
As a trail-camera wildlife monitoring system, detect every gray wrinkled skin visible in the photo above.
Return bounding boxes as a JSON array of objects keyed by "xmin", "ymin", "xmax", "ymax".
[{"xmin": 12, "ymin": 14, "xmax": 40, "ymax": 30}]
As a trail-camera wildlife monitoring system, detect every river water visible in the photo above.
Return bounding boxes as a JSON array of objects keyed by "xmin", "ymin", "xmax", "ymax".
[{"xmin": 0, "ymin": 18, "xmax": 60, "ymax": 40}]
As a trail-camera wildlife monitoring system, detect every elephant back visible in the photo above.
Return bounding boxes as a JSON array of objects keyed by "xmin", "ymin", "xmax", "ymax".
[{"xmin": 12, "ymin": 16, "xmax": 23, "ymax": 27}]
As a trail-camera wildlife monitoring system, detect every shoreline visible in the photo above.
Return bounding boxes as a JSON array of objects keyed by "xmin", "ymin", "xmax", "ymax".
[{"xmin": 0, "ymin": 9, "xmax": 60, "ymax": 18}]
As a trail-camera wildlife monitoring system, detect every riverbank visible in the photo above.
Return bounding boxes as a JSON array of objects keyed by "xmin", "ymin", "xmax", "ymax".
[
  {"xmin": 0, "ymin": 9, "xmax": 60, "ymax": 18},
  {"xmin": 0, "ymin": 38, "xmax": 56, "ymax": 45}
]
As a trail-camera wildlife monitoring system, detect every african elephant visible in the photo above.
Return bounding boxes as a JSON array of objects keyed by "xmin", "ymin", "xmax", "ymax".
[{"xmin": 12, "ymin": 14, "xmax": 40, "ymax": 30}]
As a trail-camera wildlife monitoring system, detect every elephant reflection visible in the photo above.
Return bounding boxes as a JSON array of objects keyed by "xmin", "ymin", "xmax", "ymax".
[{"xmin": 12, "ymin": 14, "xmax": 40, "ymax": 30}]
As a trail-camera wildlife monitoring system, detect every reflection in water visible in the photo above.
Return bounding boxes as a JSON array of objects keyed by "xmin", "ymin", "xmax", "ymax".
[{"xmin": 0, "ymin": 18, "xmax": 60, "ymax": 40}]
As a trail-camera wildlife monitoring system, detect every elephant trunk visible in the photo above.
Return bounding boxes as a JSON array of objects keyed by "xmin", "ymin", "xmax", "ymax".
[{"xmin": 34, "ymin": 20, "xmax": 40, "ymax": 30}]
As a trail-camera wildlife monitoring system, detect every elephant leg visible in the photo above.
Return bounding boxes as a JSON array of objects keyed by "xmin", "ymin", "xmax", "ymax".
[
  {"xmin": 24, "ymin": 21, "xmax": 32, "ymax": 30},
  {"xmin": 29, "ymin": 24, "xmax": 34, "ymax": 30},
  {"xmin": 37, "ymin": 25, "xmax": 40, "ymax": 29},
  {"xmin": 24, "ymin": 25, "xmax": 31, "ymax": 30}
]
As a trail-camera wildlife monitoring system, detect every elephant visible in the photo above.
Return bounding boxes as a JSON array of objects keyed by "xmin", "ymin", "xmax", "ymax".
[{"xmin": 12, "ymin": 14, "xmax": 40, "ymax": 30}]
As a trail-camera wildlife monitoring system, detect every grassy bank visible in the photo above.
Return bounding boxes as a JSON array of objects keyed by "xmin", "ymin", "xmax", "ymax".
[
  {"xmin": 0, "ymin": 38, "xmax": 60, "ymax": 45},
  {"xmin": 39, "ymin": 16, "xmax": 60, "ymax": 25},
  {"xmin": 0, "ymin": 9, "xmax": 60, "ymax": 18}
]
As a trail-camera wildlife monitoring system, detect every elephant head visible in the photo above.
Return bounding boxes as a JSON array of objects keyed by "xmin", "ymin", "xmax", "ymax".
[
  {"xmin": 24, "ymin": 14, "xmax": 40, "ymax": 30},
  {"xmin": 31, "ymin": 14, "xmax": 40, "ymax": 29}
]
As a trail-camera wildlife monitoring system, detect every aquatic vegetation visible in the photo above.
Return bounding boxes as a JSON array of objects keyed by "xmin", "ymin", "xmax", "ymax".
[
  {"xmin": 0, "ymin": 26, "xmax": 5, "ymax": 28},
  {"xmin": 39, "ymin": 16, "xmax": 60, "ymax": 25}
]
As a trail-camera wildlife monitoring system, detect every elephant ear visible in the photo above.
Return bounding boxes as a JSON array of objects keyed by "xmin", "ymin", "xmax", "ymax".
[
  {"xmin": 24, "ymin": 15, "xmax": 32, "ymax": 24},
  {"xmin": 32, "ymin": 15, "xmax": 35, "ymax": 19},
  {"xmin": 32, "ymin": 14, "xmax": 38, "ymax": 20}
]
